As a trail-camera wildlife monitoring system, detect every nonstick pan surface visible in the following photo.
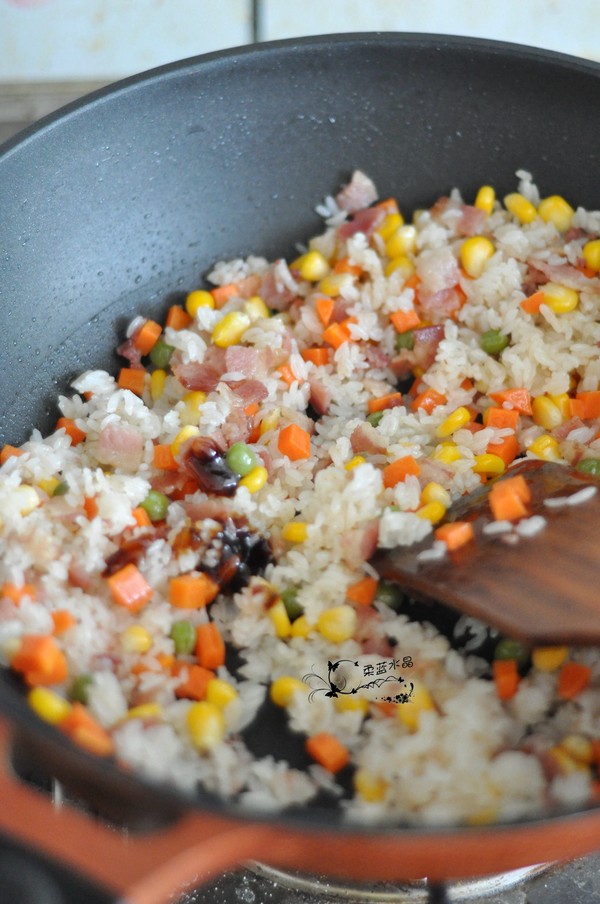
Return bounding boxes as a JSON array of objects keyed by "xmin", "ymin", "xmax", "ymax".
[{"xmin": 1, "ymin": 32, "xmax": 600, "ymax": 903}]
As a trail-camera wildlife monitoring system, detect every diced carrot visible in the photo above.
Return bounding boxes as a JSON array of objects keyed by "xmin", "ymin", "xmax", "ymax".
[
  {"xmin": 60, "ymin": 703, "xmax": 114, "ymax": 757},
  {"xmin": 332, "ymin": 258, "xmax": 363, "ymax": 277},
  {"xmin": 210, "ymin": 283, "xmax": 239, "ymax": 309},
  {"xmin": 488, "ymin": 388, "xmax": 532, "ymax": 416},
  {"xmin": 373, "ymin": 197, "xmax": 400, "ymax": 216},
  {"xmin": 569, "ymin": 398, "xmax": 586, "ymax": 419},
  {"xmin": 591, "ymin": 739, "xmax": 600, "ymax": 769},
  {"xmin": 195, "ymin": 622, "xmax": 226, "ymax": 670},
  {"xmin": 133, "ymin": 319, "xmax": 162, "ymax": 354},
  {"xmin": 390, "ymin": 308, "xmax": 421, "ymax": 334},
  {"xmin": 301, "ymin": 347, "xmax": 330, "ymax": 366},
  {"xmin": 483, "ymin": 407, "xmax": 520, "ymax": 430},
  {"xmin": 153, "ymin": 443, "xmax": 179, "ymax": 471},
  {"xmin": 575, "ymin": 263, "xmax": 596, "ymax": 279},
  {"xmin": 56, "ymin": 417, "xmax": 86, "ymax": 446},
  {"xmin": 169, "ymin": 573, "xmax": 220, "ymax": 609},
  {"xmin": 488, "ymin": 474, "xmax": 531, "ymax": 521},
  {"xmin": 305, "ymin": 731, "xmax": 350, "ymax": 773},
  {"xmin": 165, "ymin": 304, "xmax": 193, "ymax": 330},
  {"xmin": 382, "ymin": 455, "xmax": 421, "ymax": 488},
  {"xmin": 11, "ymin": 634, "xmax": 69, "ymax": 686},
  {"xmin": 315, "ymin": 296, "xmax": 334, "ymax": 327},
  {"xmin": 107, "ymin": 563, "xmax": 153, "ymax": 613},
  {"xmin": 170, "ymin": 477, "xmax": 199, "ymax": 502},
  {"xmin": 51, "ymin": 610, "xmax": 76, "ymax": 635},
  {"xmin": 575, "ymin": 391, "xmax": 600, "ymax": 420},
  {"xmin": 367, "ymin": 392, "xmax": 403, "ymax": 414},
  {"xmin": 1, "ymin": 582, "xmax": 37, "ymax": 605},
  {"xmin": 117, "ymin": 367, "xmax": 146, "ymax": 396},
  {"xmin": 460, "ymin": 378, "xmax": 474, "ymax": 391},
  {"xmin": 411, "ymin": 388, "xmax": 447, "ymax": 414},
  {"xmin": 493, "ymin": 659, "xmax": 520, "ymax": 701},
  {"xmin": 322, "ymin": 320, "xmax": 354, "ymax": 350},
  {"xmin": 434, "ymin": 521, "xmax": 474, "ymax": 551},
  {"xmin": 0, "ymin": 444, "xmax": 24, "ymax": 465},
  {"xmin": 520, "ymin": 291, "xmax": 546, "ymax": 314},
  {"xmin": 244, "ymin": 402, "xmax": 260, "ymax": 417},
  {"xmin": 132, "ymin": 506, "xmax": 152, "ymax": 528},
  {"xmin": 557, "ymin": 662, "xmax": 592, "ymax": 700},
  {"xmin": 403, "ymin": 273, "xmax": 420, "ymax": 292},
  {"xmin": 346, "ymin": 576, "xmax": 378, "ymax": 607},
  {"xmin": 174, "ymin": 663, "xmax": 215, "ymax": 700},
  {"xmin": 486, "ymin": 433, "xmax": 520, "ymax": 467},
  {"xmin": 83, "ymin": 496, "xmax": 99, "ymax": 519},
  {"xmin": 278, "ymin": 423, "xmax": 311, "ymax": 461},
  {"xmin": 449, "ymin": 285, "xmax": 468, "ymax": 319},
  {"xmin": 278, "ymin": 364, "xmax": 298, "ymax": 386}
]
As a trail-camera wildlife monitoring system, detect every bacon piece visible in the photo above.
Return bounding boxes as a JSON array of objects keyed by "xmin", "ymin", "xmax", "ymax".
[
  {"xmin": 171, "ymin": 346, "xmax": 228, "ymax": 392},
  {"xmin": 259, "ymin": 261, "xmax": 298, "ymax": 311},
  {"xmin": 220, "ymin": 406, "xmax": 252, "ymax": 446},
  {"xmin": 339, "ymin": 519, "xmax": 380, "ymax": 566},
  {"xmin": 390, "ymin": 325, "xmax": 444, "ymax": 378},
  {"xmin": 337, "ymin": 205, "xmax": 387, "ymax": 241},
  {"xmin": 416, "ymin": 247, "xmax": 460, "ymax": 295},
  {"xmin": 363, "ymin": 344, "xmax": 391, "ymax": 370},
  {"xmin": 335, "ymin": 170, "xmax": 378, "ymax": 214},
  {"xmin": 308, "ymin": 378, "xmax": 331, "ymax": 416},
  {"xmin": 224, "ymin": 346, "xmax": 258, "ymax": 377},
  {"xmin": 418, "ymin": 287, "xmax": 465, "ymax": 322},
  {"xmin": 117, "ymin": 337, "xmax": 144, "ymax": 369},
  {"xmin": 226, "ymin": 379, "xmax": 269, "ymax": 406},
  {"xmin": 96, "ymin": 422, "xmax": 144, "ymax": 470},
  {"xmin": 182, "ymin": 495, "xmax": 235, "ymax": 523},
  {"xmin": 455, "ymin": 204, "xmax": 487, "ymax": 237},
  {"xmin": 350, "ymin": 423, "xmax": 387, "ymax": 454},
  {"xmin": 528, "ymin": 258, "xmax": 600, "ymax": 291}
]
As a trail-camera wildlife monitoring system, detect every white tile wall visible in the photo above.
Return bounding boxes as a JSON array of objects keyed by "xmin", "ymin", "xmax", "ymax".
[{"xmin": 0, "ymin": 0, "xmax": 597, "ymax": 82}]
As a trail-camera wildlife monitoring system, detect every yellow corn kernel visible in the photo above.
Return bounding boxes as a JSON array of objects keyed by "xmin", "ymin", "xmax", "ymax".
[
  {"xmin": 269, "ymin": 599, "xmax": 292, "ymax": 638},
  {"xmin": 126, "ymin": 703, "xmax": 163, "ymax": 721},
  {"xmin": 548, "ymin": 393, "xmax": 571, "ymax": 421},
  {"xmin": 583, "ymin": 239, "xmax": 600, "ymax": 273},
  {"xmin": 290, "ymin": 614, "xmax": 313, "ymax": 638},
  {"xmin": 345, "ymin": 455, "xmax": 366, "ymax": 471},
  {"xmin": 281, "ymin": 522, "xmax": 308, "ymax": 543},
  {"xmin": 460, "ymin": 236, "xmax": 495, "ymax": 278},
  {"xmin": 474, "ymin": 185, "xmax": 495, "ymax": 215},
  {"xmin": 504, "ymin": 192, "xmax": 538, "ymax": 225},
  {"xmin": 385, "ymin": 224, "xmax": 417, "ymax": 259},
  {"xmin": 28, "ymin": 687, "xmax": 71, "ymax": 725},
  {"xmin": 212, "ymin": 311, "xmax": 251, "ymax": 347},
  {"xmin": 531, "ymin": 396, "xmax": 563, "ymax": 430},
  {"xmin": 186, "ymin": 701, "xmax": 225, "ymax": 752},
  {"xmin": 532, "ymin": 646, "xmax": 569, "ymax": 672},
  {"xmin": 259, "ymin": 409, "xmax": 280, "ymax": 436},
  {"xmin": 316, "ymin": 605, "xmax": 357, "ymax": 644},
  {"xmin": 384, "ymin": 255, "xmax": 415, "ymax": 279},
  {"xmin": 472, "ymin": 453, "xmax": 506, "ymax": 476},
  {"xmin": 335, "ymin": 696, "xmax": 369, "ymax": 715},
  {"xmin": 416, "ymin": 501, "xmax": 446, "ymax": 523},
  {"xmin": 206, "ymin": 678, "xmax": 238, "ymax": 709},
  {"xmin": 538, "ymin": 195, "xmax": 574, "ymax": 232},
  {"xmin": 38, "ymin": 477, "xmax": 60, "ymax": 496},
  {"xmin": 376, "ymin": 212, "xmax": 404, "ymax": 241},
  {"xmin": 150, "ymin": 368, "xmax": 167, "ymax": 401},
  {"xmin": 14, "ymin": 485, "xmax": 41, "ymax": 516},
  {"xmin": 270, "ymin": 675, "xmax": 306, "ymax": 708},
  {"xmin": 291, "ymin": 250, "xmax": 330, "ymax": 282},
  {"xmin": 186, "ymin": 289, "xmax": 215, "ymax": 317},
  {"xmin": 244, "ymin": 295, "xmax": 270, "ymax": 321},
  {"xmin": 238, "ymin": 465, "xmax": 268, "ymax": 494},
  {"xmin": 548, "ymin": 745, "xmax": 588, "ymax": 775},
  {"xmin": 528, "ymin": 434, "xmax": 562, "ymax": 462},
  {"xmin": 396, "ymin": 681, "xmax": 435, "ymax": 732},
  {"xmin": 435, "ymin": 406, "xmax": 471, "ymax": 438},
  {"xmin": 120, "ymin": 625, "xmax": 153, "ymax": 654},
  {"xmin": 430, "ymin": 443, "xmax": 462, "ymax": 464},
  {"xmin": 542, "ymin": 282, "xmax": 579, "ymax": 314},
  {"xmin": 354, "ymin": 768, "xmax": 388, "ymax": 802},
  {"xmin": 465, "ymin": 803, "xmax": 500, "ymax": 827},
  {"xmin": 318, "ymin": 272, "xmax": 355, "ymax": 297},
  {"xmin": 559, "ymin": 733, "xmax": 594, "ymax": 765},
  {"xmin": 179, "ymin": 390, "xmax": 207, "ymax": 426},
  {"xmin": 420, "ymin": 481, "xmax": 452, "ymax": 509},
  {"xmin": 171, "ymin": 425, "xmax": 201, "ymax": 457}
]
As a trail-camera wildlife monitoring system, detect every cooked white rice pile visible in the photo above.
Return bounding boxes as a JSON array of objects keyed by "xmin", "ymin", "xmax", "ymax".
[{"xmin": 1, "ymin": 169, "xmax": 600, "ymax": 826}]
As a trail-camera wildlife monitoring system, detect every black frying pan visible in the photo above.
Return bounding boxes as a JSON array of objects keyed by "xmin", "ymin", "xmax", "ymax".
[{"xmin": 1, "ymin": 33, "xmax": 600, "ymax": 904}]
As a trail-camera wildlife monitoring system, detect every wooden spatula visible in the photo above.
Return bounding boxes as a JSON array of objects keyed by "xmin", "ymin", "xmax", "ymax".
[{"xmin": 371, "ymin": 459, "xmax": 600, "ymax": 646}]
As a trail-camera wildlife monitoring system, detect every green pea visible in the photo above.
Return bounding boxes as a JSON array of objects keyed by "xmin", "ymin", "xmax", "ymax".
[
  {"xmin": 140, "ymin": 490, "xmax": 169, "ymax": 522},
  {"xmin": 52, "ymin": 480, "xmax": 69, "ymax": 496},
  {"xmin": 576, "ymin": 458, "xmax": 600, "ymax": 478},
  {"xmin": 170, "ymin": 620, "xmax": 196, "ymax": 656},
  {"xmin": 225, "ymin": 442, "xmax": 258, "ymax": 477},
  {"xmin": 149, "ymin": 339, "xmax": 174, "ymax": 369},
  {"xmin": 480, "ymin": 329, "xmax": 509, "ymax": 357},
  {"xmin": 494, "ymin": 638, "xmax": 529, "ymax": 665},
  {"xmin": 366, "ymin": 411, "xmax": 384, "ymax": 427},
  {"xmin": 70, "ymin": 674, "xmax": 93, "ymax": 704},
  {"xmin": 395, "ymin": 330, "xmax": 415, "ymax": 351},
  {"xmin": 280, "ymin": 587, "xmax": 303, "ymax": 622},
  {"xmin": 376, "ymin": 580, "xmax": 405, "ymax": 611}
]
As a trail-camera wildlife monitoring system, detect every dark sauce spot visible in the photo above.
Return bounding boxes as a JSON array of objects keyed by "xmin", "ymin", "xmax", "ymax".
[
  {"xmin": 183, "ymin": 437, "xmax": 238, "ymax": 497},
  {"xmin": 207, "ymin": 518, "xmax": 273, "ymax": 592}
]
